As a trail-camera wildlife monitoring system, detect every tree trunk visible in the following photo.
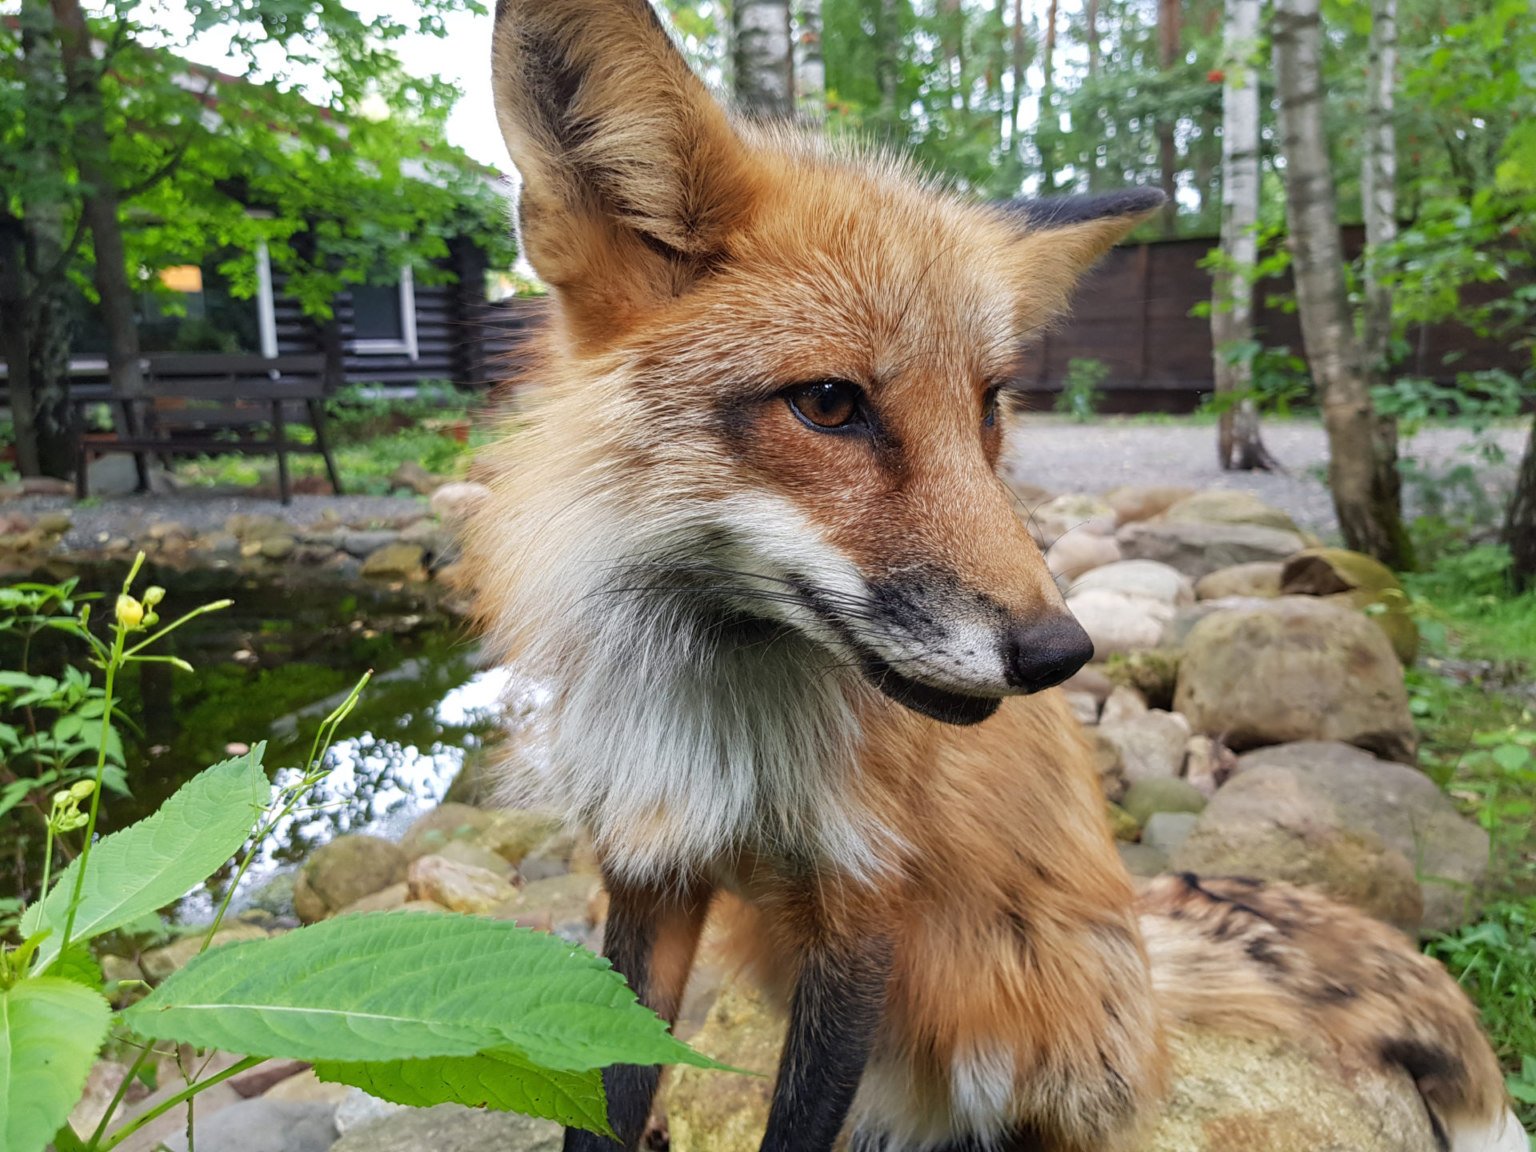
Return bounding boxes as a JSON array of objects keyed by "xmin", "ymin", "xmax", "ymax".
[
  {"xmin": 876, "ymin": 0, "xmax": 900, "ymax": 121},
  {"xmin": 733, "ymin": 0, "xmax": 795, "ymax": 119},
  {"xmin": 1084, "ymin": 0, "xmax": 1100, "ymax": 189},
  {"xmin": 1273, "ymin": 0, "xmax": 1410, "ymax": 567},
  {"xmin": 1156, "ymin": 0, "xmax": 1182, "ymax": 235},
  {"xmin": 1506, "ymin": 412, "xmax": 1536, "ymax": 591},
  {"xmin": 1009, "ymin": 0, "xmax": 1026, "ymax": 146},
  {"xmin": 51, "ymin": 0, "xmax": 146, "ymax": 402},
  {"xmin": 1039, "ymin": 0, "xmax": 1059, "ymax": 194},
  {"xmin": 1213, "ymin": 0, "xmax": 1275, "ymax": 472},
  {"xmin": 793, "ymin": 0, "xmax": 825, "ymax": 124}
]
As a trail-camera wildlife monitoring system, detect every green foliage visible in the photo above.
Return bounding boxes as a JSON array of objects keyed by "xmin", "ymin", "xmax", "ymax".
[
  {"xmin": 1053, "ymin": 358, "xmax": 1109, "ymax": 423},
  {"xmin": 0, "ymin": 975, "xmax": 113, "ymax": 1152}
]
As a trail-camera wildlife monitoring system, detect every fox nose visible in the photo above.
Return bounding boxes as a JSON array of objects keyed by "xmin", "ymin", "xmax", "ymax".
[{"xmin": 1003, "ymin": 614, "xmax": 1094, "ymax": 693}]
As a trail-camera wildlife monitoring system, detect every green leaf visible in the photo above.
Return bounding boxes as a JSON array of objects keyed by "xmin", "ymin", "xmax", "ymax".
[
  {"xmin": 21, "ymin": 746, "xmax": 269, "ymax": 972},
  {"xmin": 1491, "ymin": 744, "xmax": 1533, "ymax": 774},
  {"xmin": 124, "ymin": 912, "xmax": 723, "ymax": 1075},
  {"xmin": 0, "ymin": 976, "xmax": 112, "ymax": 1152},
  {"xmin": 315, "ymin": 1049, "xmax": 611, "ymax": 1134}
]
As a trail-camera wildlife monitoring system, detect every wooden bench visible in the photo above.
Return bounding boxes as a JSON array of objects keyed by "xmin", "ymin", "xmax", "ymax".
[{"xmin": 73, "ymin": 354, "xmax": 343, "ymax": 505}]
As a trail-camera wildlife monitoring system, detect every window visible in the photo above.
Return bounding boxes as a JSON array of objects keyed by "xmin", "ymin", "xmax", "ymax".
[
  {"xmin": 349, "ymin": 266, "xmax": 419, "ymax": 359},
  {"xmin": 69, "ymin": 254, "xmax": 265, "ymax": 357}
]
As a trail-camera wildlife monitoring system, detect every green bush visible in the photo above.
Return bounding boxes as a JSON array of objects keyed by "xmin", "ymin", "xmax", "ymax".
[
  {"xmin": 1054, "ymin": 358, "xmax": 1110, "ymax": 422},
  {"xmin": 0, "ymin": 559, "xmax": 722, "ymax": 1152}
]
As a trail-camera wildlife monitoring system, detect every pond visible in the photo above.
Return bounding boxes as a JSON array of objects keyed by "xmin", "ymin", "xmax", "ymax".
[{"xmin": 0, "ymin": 560, "xmax": 515, "ymax": 923}]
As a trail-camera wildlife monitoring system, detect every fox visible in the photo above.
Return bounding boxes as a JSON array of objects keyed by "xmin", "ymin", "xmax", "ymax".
[{"xmin": 461, "ymin": 1, "xmax": 1527, "ymax": 1149}]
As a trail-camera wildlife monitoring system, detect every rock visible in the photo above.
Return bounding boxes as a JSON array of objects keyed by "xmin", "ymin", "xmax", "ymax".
[
  {"xmin": 1142, "ymin": 811, "xmax": 1199, "ymax": 856},
  {"xmin": 158, "ymin": 1098, "xmax": 338, "ymax": 1152},
  {"xmin": 333, "ymin": 1088, "xmax": 406, "ymax": 1136},
  {"xmin": 1159, "ymin": 595, "xmax": 1279, "ymax": 648},
  {"xmin": 1117, "ymin": 842, "xmax": 1169, "ymax": 878},
  {"xmin": 1121, "ymin": 777, "xmax": 1207, "ymax": 825},
  {"xmin": 21, "ymin": 476, "xmax": 73, "ymax": 497},
  {"xmin": 495, "ymin": 872, "xmax": 605, "ymax": 942},
  {"xmin": 340, "ymin": 529, "xmax": 399, "ymax": 558},
  {"xmin": 478, "ymin": 810, "xmax": 567, "ymax": 866},
  {"xmin": 141, "ymin": 923, "xmax": 270, "ymax": 981},
  {"xmin": 1047, "ymin": 531, "xmax": 1123, "ymax": 581},
  {"xmin": 408, "ymin": 854, "xmax": 519, "ymax": 915},
  {"xmin": 292, "ymin": 835, "xmax": 407, "ymax": 924},
  {"xmin": 361, "ymin": 542, "xmax": 428, "ymax": 581},
  {"xmin": 1062, "ymin": 663, "xmax": 1114, "ymax": 703},
  {"xmin": 1137, "ymin": 1029, "xmax": 1441, "ymax": 1152},
  {"xmin": 667, "ymin": 983, "xmax": 785, "ymax": 1152},
  {"xmin": 1066, "ymin": 588, "xmax": 1175, "ymax": 657},
  {"xmin": 1105, "ymin": 485, "xmax": 1197, "ymax": 525},
  {"xmin": 1182, "ymin": 735, "xmax": 1235, "ymax": 799},
  {"xmin": 261, "ymin": 1069, "xmax": 354, "ymax": 1106},
  {"xmin": 1107, "ymin": 803, "xmax": 1141, "ymax": 842},
  {"xmin": 1070, "ymin": 560, "xmax": 1195, "ymax": 607},
  {"xmin": 1090, "ymin": 729, "xmax": 1127, "ymax": 803},
  {"xmin": 389, "ymin": 459, "xmax": 446, "ymax": 496},
  {"xmin": 1195, "ymin": 561, "xmax": 1284, "ymax": 600},
  {"xmin": 1064, "ymin": 690, "xmax": 1101, "ymax": 725},
  {"xmin": 203, "ymin": 531, "xmax": 241, "ymax": 556},
  {"xmin": 245, "ymin": 871, "xmax": 297, "ymax": 919},
  {"xmin": 330, "ymin": 1104, "xmax": 559, "ymax": 1152},
  {"xmin": 1098, "ymin": 710, "xmax": 1191, "ymax": 783},
  {"xmin": 258, "ymin": 534, "xmax": 296, "ymax": 560},
  {"xmin": 430, "ymin": 481, "xmax": 492, "ymax": 524},
  {"xmin": 1173, "ymin": 598, "xmax": 1416, "ymax": 763},
  {"xmin": 434, "ymin": 838, "xmax": 515, "ymax": 877},
  {"xmin": 227, "ymin": 513, "xmax": 288, "ymax": 542},
  {"xmin": 399, "ymin": 802, "xmax": 498, "ymax": 859},
  {"xmin": 36, "ymin": 511, "xmax": 73, "ymax": 535},
  {"xmin": 1104, "ymin": 648, "xmax": 1181, "ymax": 710},
  {"xmin": 1029, "ymin": 493, "xmax": 1117, "ymax": 547},
  {"xmin": 1100, "ymin": 684, "xmax": 1149, "ymax": 727},
  {"xmin": 1235, "ymin": 742, "xmax": 1490, "ymax": 934},
  {"xmin": 1117, "ymin": 519, "xmax": 1307, "ymax": 580},
  {"xmin": 332, "ymin": 881, "xmax": 411, "ymax": 916},
  {"xmin": 1169, "ymin": 766, "xmax": 1424, "ymax": 934},
  {"xmin": 1280, "ymin": 547, "xmax": 1418, "ymax": 664},
  {"xmin": 68, "ymin": 1061, "xmax": 142, "ymax": 1138},
  {"xmin": 1163, "ymin": 490, "xmax": 1302, "ymax": 534}
]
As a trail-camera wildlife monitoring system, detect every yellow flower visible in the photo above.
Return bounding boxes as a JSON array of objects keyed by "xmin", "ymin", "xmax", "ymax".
[{"xmin": 115, "ymin": 594, "xmax": 144, "ymax": 629}]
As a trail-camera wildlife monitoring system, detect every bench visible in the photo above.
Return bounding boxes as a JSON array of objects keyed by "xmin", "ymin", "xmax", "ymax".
[{"xmin": 73, "ymin": 354, "xmax": 343, "ymax": 505}]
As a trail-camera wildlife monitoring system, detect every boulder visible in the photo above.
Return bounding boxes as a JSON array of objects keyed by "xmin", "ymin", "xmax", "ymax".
[
  {"xmin": 1062, "ymin": 664, "xmax": 1114, "ymax": 703},
  {"xmin": 1105, "ymin": 485, "xmax": 1197, "ymax": 525},
  {"xmin": 1182, "ymin": 735, "xmax": 1235, "ymax": 799},
  {"xmin": 35, "ymin": 511, "xmax": 73, "ymax": 536},
  {"xmin": 494, "ymin": 872, "xmax": 605, "ymax": 943},
  {"xmin": 333, "ymin": 881, "xmax": 412, "ymax": 917},
  {"xmin": 1063, "ymin": 689, "xmax": 1101, "ymax": 725},
  {"xmin": 21, "ymin": 476, "xmax": 74, "ymax": 497},
  {"xmin": 667, "ymin": 983, "xmax": 785, "ymax": 1152},
  {"xmin": 408, "ymin": 854, "xmax": 519, "ymax": 915},
  {"xmin": 141, "ymin": 923, "xmax": 270, "ymax": 981},
  {"xmin": 1280, "ymin": 547, "xmax": 1418, "ymax": 664},
  {"xmin": 1163, "ymin": 490, "xmax": 1302, "ymax": 534},
  {"xmin": 1117, "ymin": 519, "xmax": 1306, "ymax": 580},
  {"xmin": 1066, "ymin": 588, "xmax": 1175, "ymax": 657},
  {"xmin": 1142, "ymin": 811, "xmax": 1199, "ymax": 856},
  {"xmin": 1173, "ymin": 598, "xmax": 1416, "ymax": 764},
  {"xmin": 433, "ymin": 838, "xmax": 515, "ymax": 877},
  {"xmin": 429, "ymin": 481, "xmax": 492, "ymax": 524},
  {"xmin": 1234, "ymin": 742, "xmax": 1490, "ymax": 934},
  {"xmin": 1046, "ymin": 531, "xmax": 1122, "ymax": 581},
  {"xmin": 1029, "ymin": 493, "xmax": 1117, "ymax": 547},
  {"xmin": 1159, "ymin": 595, "xmax": 1278, "ymax": 648},
  {"xmin": 1107, "ymin": 803, "xmax": 1141, "ymax": 842},
  {"xmin": 1118, "ymin": 842, "xmax": 1169, "ymax": 878},
  {"xmin": 1100, "ymin": 684, "xmax": 1149, "ymax": 727},
  {"xmin": 361, "ymin": 542, "xmax": 428, "ymax": 581},
  {"xmin": 400, "ymin": 802, "xmax": 498, "ymax": 859},
  {"xmin": 1104, "ymin": 648, "xmax": 1180, "ymax": 711},
  {"xmin": 258, "ymin": 534, "xmax": 296, "ymax": 560},
  {"xmin": 292, "ymin": 835, "xmax": 407, "ymax": 924},
  {"xmin": 158, "ymin": 1098, "xmax": 338, "ymax": 1152},
  {"xmin": 1098, "ymin": 710, "xmax": 1191, "ymax": 784},
  {"xmin": 1137, "ymin": 1029, "xmax": 1441, "ymax": 1152},
  {"xmin": 1070, "ymin": 560, "xmax": 1195, "ymax": 607},
  {"xmin": 1169, "ymin": 766, "xmax": 1425, "ymax": 934},
  {"xmin": 329, "ymin": 1103, "xmax": 560, "ymax": 1152},
  {"xmin": 1121, "ymin": 777, "xmax": 1207, "ymax": 825},
  {"xmin": 1195, "ymin": 561, "xmax": 1284, "ymax": 601},
  {"xmin": 1090, "ymin": 729, "xmax": 1128, "ymax": 803}
]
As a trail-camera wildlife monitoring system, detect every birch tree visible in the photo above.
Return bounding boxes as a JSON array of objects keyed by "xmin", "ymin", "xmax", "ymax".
[
  {"xmin": 1211, "ymin": 0, "xmax": 1274, "ymax": 471},
  {"xmin": 1272, "ymin": 0, "xmax": 1409, "ymax": 565},
  {"xmin": 733, "ymin": 0, "xmax": 795, "ymax": 118},
  {"xmin": 794, "ymin": 0, "xmax": 826, "ymax": 123}
]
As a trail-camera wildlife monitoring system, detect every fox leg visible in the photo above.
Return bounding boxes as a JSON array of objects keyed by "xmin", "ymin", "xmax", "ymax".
[
  {"xmin": 564, "ymin": 875, "xmax": 713, "ymax": 1152},
  {"xmin": 760, "ymin": 936, "xmax": 892, "ymax": 1152}
]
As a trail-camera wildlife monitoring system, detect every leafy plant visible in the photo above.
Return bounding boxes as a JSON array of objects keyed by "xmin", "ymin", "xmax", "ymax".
[
  {"xmin": 0, "ymin": 562, "xmax": 726, "ymax": 1152},
  {"xmin": 1054, "ymin": 358, "xmax": 1110, "ymax": 423}
]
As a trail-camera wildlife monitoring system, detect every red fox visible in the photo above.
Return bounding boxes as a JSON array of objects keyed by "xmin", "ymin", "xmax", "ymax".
[{"xmin": 463, "ymin": 1, "xmax": 1525, "ymax": 1149}]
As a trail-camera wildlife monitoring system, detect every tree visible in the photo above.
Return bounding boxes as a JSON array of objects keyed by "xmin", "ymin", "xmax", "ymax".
[
  {"xmin": 0, "ymin": 0, "xmax": 515, "ymax": 479},
  {"xmin": 733, "ymin": 0, "xmax": 794, "ymax": 117},
  {"xmin": 1155, "ymin": 0, "xmax": 1182, "ymax": 234},
  {"xmin": 1210, "ymin": 0, "xmax": 1276, "ymax": 471},
  {"xmin": 795, "ymin": 0, "xmax": 827, "ymax": 122},
  {"xmin": 1272, "ymin": 0, "xmax": 1410, "ymax": 566}
]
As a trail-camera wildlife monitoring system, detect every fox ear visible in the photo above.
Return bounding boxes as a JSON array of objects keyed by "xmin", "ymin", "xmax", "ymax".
[
  {"xmin": 492, "ymin": 0, "xmax": 755, "ymax": 338},
  {"xmin": 1002, "ymin": 189, "xmax": 1164, "ymax": 325}
]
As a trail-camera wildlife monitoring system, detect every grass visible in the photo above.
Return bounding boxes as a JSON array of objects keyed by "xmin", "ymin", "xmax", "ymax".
[{"xmin": 1402, "ymin": 539, "xmax": 1536, "ymax": 1128}]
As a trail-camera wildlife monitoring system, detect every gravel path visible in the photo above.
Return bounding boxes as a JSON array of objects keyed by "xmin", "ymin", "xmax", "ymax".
[{"xmin": 1003, "ymin": 417, "xmax": 1528, "ymax": 536}]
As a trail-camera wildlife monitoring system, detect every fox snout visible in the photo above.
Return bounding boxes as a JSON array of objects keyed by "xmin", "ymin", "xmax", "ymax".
[{"xmin": 1004, "ymin": 613, "xmax": 1094, "ymax": 694}]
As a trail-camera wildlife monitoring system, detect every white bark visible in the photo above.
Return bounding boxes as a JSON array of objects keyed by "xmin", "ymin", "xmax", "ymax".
[
  {"xmin": 1361, "ymin": 0, "xmax": 1397, "ymax": 370},
  {"xmin": 1213, "ymin": 0, "xmax": 1272, "ymax": 469},
  {"xmin": 733, "ymin": 0, "xmax": 794, "ymax": 119},
  {"xmin": 794, "ymin": 0, "xmax": 825, "ymax": 124}
]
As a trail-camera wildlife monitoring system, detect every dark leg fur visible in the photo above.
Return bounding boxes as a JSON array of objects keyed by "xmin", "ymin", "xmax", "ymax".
[
  {"xmin": 760, "ymin": 936, "xmax": 893, "ymax": 1152},
  {"xmin": 564, "ymin": 877, "xmax": 712, "ymax": 1152}
]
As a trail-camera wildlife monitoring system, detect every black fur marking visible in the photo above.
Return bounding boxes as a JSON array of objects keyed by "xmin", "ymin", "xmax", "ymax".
[
  {"xmin": 761, "ymin": 937, "xmax": 893, "ymax": 1152},
  {"xmin": 1244, "ymin": 936, "xmax": 1290, "ymax": 975},
  {"xmin": 1380, "ymin": 1038, "xmax": 1465, "ymax": 1090},
  {"xmin": 1001, "ymin": 188, "xmax": 1166, "ymax": 230}
]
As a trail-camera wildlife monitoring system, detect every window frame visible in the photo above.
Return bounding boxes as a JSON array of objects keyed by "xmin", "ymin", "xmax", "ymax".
[{"xmin": 349, "ymin": 265, "xmax": 419, "ymax": 360}]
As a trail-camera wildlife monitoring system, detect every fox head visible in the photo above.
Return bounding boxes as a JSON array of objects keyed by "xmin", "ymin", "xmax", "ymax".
[{"xmin": 481, "ymin": 0, "xmax": 1159, "ymax": 731}]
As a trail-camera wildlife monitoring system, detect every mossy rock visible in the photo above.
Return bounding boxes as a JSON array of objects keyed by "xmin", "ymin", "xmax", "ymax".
[
  {"xmin": 1121, "ymin": 777, "xmax": 1207, "ymax": 825},
  {"xmin": 1105, "ymin": 648, "xmax": 1182, "ymax": 710},
  {"xmin": 1280, "ymin": 548, "xmax": 1418, "ymax": 664}
]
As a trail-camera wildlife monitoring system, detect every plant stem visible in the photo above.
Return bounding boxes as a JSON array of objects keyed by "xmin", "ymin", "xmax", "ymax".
[
  {"xmin": 97, "ymin": 1056, "xmax": 263, "ymax": 1152},
  {"xmin": 121, "ymin": 600, "xmax": 233, "ymax": 659}
]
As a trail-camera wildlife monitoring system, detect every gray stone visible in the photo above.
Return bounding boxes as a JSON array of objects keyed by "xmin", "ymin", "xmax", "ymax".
[
  {"xmin": 1066, "ymin": 588, "xmax": 1174, "ymax": 657},
  {"xmin": 1163, "ymin": 490, "xmax": 1302, "ymax": 534},
  {"xmin": 1046, "ymin": 531, "xmax": 1122, "ymax": 581},
  {"xmin": 1117, "ymin": 841, "xmax": 1169, "ymax": 878},
  {"xmin": 1116, "ymin": 519, "xmax": 1306, "ymax": 580},
  {"xmin": 1070, "ymin": 560, "xmax": 1195, "ymax": 607},
  {"xmin": 292, "ymin": 835, "xmax": 408, "ymax": 924},
  {"xmin": 160, "ymin": 1099, "xmax": 336, "ymax": 1152},
  {"xmin": 1098, "ymin": 709, "xmax": 1190, "ymax": 783},
  {"xmin": 339, "ymin": 529, "xmax": 398, "ymax": 557},
  {"xmin": 1104, "ymin": 485, "xmax": 1197, "ymax": 525},
  {"xmin": 408, "ymin": 853, "xmax": 519, "ymax": 915},
  {"xmin": 1142, "ymin": 811, "xmax": 1199, "ymax": 855},
  {"xmin": 330, "ymin": 1103, "xmax": 560, "ymax": 1152},
  {"xmin": 1195, "ymin": 562, "xmax": 1284, "ymax": 601},
  {"xmin": 1099, "ymin": 685, "xmax": 1148, "ymax": 727},
  {"xmin": 1234, "ymin": 742, "xmax": 1491, "ymax": 935},
  {"xmin": 429, "ymin": 481, "xmax": 491, "ymax": 524},
  {"xmin": 361, "ymin": 542, "xmax": 428, "ymax": 581},
  {"xmin": 1121, "ymin": 777, "xmax": 1207, "ymax": 824},
  {"xmin": 1173, "ymin": 598, "xmax": 1416, "ymax": 764},
  {"xmin": 1064, "ymin": 690, "xmax": 1101, "ymax": 725},
  {"xmin": 1029, "ymin": 493, "xmax": 1117, "ymax": 547},
  {"xmin": 141, "ymin": 923, "xmax": 269, "ymax": 982}
]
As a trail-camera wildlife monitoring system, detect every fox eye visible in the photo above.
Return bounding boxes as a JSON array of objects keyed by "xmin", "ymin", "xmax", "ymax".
[
  {"xmin": 786, "ymin": 380, "xmax": 863, "ymax": 431},
  {"xmin": 983, "ymin": 386, "xmax": 1002, "ymax": 428}
]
